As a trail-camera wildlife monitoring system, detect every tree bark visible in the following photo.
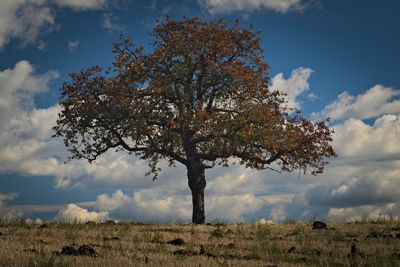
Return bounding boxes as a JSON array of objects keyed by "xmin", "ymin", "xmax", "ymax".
[{"xmin": 187, "ymin": 163, "xmax": 206, "ymax": 224}]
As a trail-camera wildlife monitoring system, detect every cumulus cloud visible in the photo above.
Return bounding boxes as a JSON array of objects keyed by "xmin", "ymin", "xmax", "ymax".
[
  {"xmin": 311, "ymin": 84, "xmax": 400, "ymax": 121},
  {"xmin": 0, "ymin": 192, "xmax": 23, "ymax": 219},
  {"xmin": 0, "ymin": 0, "xmax": 55, "ymax": 48},
  {"xmin": 328, "ymin": 203, "xmax": 400, "ymax": 222},
  {"xmin": 305, "ymin": 114, "xmax": 400, "ymax": 212},
  {"xmin": 93, "ymin": 189, "xmax": 293, "ymax": 222},
  {"xmin": 200, "ymin": 0, "xmax": 305, "ymax": 14},
  {"xmin": 94, "ymin": 190, "xmax": 191, "ymax": 222},
  {"xmin": 0, "ymin": 193, "xmax": 18, "ymax": 206},
  {"xmin": 0, "ymin": 0, "xmax": 109, "ymax": 49},
  {"xmin": 56, "ymin": 203, "xmax": 108, "ymax": 223},
  {"xmin": 0, "ymin": 61, "xmax": 60, "ymax": 175},
  {"xmin": 333, "ymin": 115, "xmax": 400, "ymax": 160},
  {"xmin": 270, "ymin": 67, "xmax": 313, "ymax": 110},
  {"xmin": 55, "ymin": 0, "xmax": 107, "ymax": 11},
  {"xmin": 269, "ymin": 204, "xmax": 287, "ymax": 221}
]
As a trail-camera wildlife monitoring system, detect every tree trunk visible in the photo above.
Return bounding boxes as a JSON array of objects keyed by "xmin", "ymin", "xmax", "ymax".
[{"xmin": 187, "ymin": 164, "xmax": 206, "ymax": 224}]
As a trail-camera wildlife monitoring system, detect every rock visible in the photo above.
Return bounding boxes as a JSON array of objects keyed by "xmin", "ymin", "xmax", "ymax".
[
  {"xmin": 60, "ymin": 246, "xmax": 78, "ymax": 256},
  {"xmin": 166, "ymin": 238, "xmax": 185, "ymax": 246},
  {"xmin": 59, "ymin": 244, "xmax": 97, "ymax": 257},
  {"xmin": 77, "ymin": 244, "xmax": 98, "ymax": 257},
  {"xmin": 396, "ymin": 233, "xmax": 400, "ymax": 239},
  {"xmin": 312, "ymin": 221, "xmax": 327, "ymax": 229}
]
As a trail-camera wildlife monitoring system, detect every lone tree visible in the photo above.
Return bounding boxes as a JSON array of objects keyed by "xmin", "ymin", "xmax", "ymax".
[{"xmin": 54, "ymin": 17, "xmax": 336, "ymax": 224}]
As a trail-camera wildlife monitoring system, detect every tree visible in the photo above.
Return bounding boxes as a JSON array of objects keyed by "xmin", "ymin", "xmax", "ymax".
[{"xmin": 53, "ymin": 17, "xmax": 336, "ymax": 224}]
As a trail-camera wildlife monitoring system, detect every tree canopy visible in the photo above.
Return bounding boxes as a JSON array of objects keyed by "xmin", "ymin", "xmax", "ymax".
[{"xmin": 53, "ymin": 17, "xmax": 336, "ymax": 223}]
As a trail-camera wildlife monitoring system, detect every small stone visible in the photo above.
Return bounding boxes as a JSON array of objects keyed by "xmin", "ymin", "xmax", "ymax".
[
  {"xmin": 167, "ymin": 238, "xmax": 185, "ymax": 246},
  {"xmin": 312, "ymin": 221, "xmax": 327, "ymax": 229},
  {"xmin": 77, "ymin": 244, "xmax": 97, "ymax": 257},
  {"xmin": 61, "ymin": 245, "xmax": 78, "ymax": 256}
]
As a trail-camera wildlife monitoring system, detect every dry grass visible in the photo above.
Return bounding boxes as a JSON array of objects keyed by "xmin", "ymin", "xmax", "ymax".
[{"xmin": 1, "ymin": 219, "xmax": 400, "ymax": 266}]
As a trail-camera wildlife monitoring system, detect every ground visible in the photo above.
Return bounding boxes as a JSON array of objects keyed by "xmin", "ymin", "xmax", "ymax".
[{"xmin": 0, "ymin": 219, "xmax": 400, "ymax": 266}]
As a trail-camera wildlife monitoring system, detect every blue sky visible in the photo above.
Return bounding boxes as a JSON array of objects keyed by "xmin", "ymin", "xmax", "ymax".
[{"xmin": 0, "ymin": 0, "xmax": 399, "ymax": 223}]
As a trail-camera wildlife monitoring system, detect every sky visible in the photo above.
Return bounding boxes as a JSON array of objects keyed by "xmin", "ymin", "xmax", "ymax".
[{"xmin": 0, "ymin": 0, "xmax": 399, "ymax": 223}]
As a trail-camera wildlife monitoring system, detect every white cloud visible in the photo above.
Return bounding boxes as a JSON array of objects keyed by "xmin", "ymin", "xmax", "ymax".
[
  {"xmin": 270, "ymin": 67, "xmax": 313, "ymax": 110},
  {"xmin": 304, "ymin": 113, "xmax": 400, "ymax": 211},
  {"xmin": 0, "ymin": 193, "xmax": 18, "ymax": 205},
  {"xmin": 55, "ymin": 0, "xmax": 107, "ymax": 11},
  {"xmin": 0, "ymin": 192, "xmax": 22, "ymax": 219},
  {"xmin": 0, "ymin": 0, "xmax": 55, "ymax": 48},
  {"xmin": 95, "ymin": 190, "xmax": 192, "ymax": 222},
  {"xmin": 312, "ymin": 84, "xmax": 400, "ymax": 121},
  {"xmin": 0, "ymin": 0, "xmax": 109, "ymax": 49},
  {"xmin": 333, "ymin": 115, "xmax": 400, "ymax": 159},
  {"xmin": 68, "ymin": 40, "xmax": 79, "ymax": 52},
  {"xmin": 56, "ymin": 203, "xmax": 109, "ymax": 223},
  {"xmin": 328, "ymin": 203, "xmax": 400, "ymax": 222},
  {"xmin": 101, "ymin": 13, "xmax": 126, "ymax": 33},
  {"xmin": 200, "ymin": 0, "xmax": 304, "ymax": 14},
  {"xmin": 269, "ymin": 204, "xmax": 287, "ymax": 221}
]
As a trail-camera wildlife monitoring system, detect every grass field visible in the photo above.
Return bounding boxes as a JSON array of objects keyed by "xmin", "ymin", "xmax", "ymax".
[{"xmin": 1, "ymin": 219, "xmax": 400, "ymax": 266}]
